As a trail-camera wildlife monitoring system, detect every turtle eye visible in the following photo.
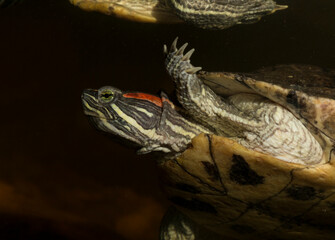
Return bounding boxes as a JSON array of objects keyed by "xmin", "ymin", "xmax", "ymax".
[{"xmin": 99, "ymin": 90, "xmax": 114, "ymax": 102}]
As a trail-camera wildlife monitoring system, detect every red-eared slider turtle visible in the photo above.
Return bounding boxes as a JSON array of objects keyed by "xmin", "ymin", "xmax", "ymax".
[
  {"xmin": 70, "ymin": 0, "xmax": 287, "ymax": 29},
  {"xmin": 81, "ymin": 38, "xmax": 335, "ymax": 240}
]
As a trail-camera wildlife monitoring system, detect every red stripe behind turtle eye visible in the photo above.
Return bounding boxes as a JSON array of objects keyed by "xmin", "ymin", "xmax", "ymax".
[
  {"xmin": 162, "ymin": 97, "xmax": 174, "ymax": 107},
  {"xmin": 123, "ymin": 93, "xmax": 162, "ymax": 107}
]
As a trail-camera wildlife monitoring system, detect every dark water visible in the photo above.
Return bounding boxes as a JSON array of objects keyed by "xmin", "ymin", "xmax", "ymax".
[{"xmin": 0, "ymin": 0, "xmax": 334, "ymax": 239}]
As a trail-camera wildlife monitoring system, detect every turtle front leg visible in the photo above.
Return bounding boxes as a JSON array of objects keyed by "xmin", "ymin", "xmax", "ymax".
[
  {"xmin": 164, "ymin": 38, "xmax": 323, "ymax": 165},
  {"xmin": 164, "ymin": 37, "xmax": 247, "ymax": 138}
]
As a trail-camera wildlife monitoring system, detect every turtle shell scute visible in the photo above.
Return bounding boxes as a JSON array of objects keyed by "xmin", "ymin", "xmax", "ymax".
[{"xmin": 158, "ymin": 134, "xmax": 335, "ymax": 239}]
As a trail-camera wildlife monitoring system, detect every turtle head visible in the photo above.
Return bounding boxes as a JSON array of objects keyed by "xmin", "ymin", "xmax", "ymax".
[
  {"xmin": 81, "ymin": 86, "xmax": 166, "ymax": 152},
  {"xmin": 237, "ymin": 1, "xmax": 287, "ymax": 24},
  {"xmin": 81, "ymin": 86, "xmax": 209, "ymax": 156}
]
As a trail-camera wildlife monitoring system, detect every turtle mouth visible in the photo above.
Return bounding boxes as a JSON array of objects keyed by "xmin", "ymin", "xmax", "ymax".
[
  {"xmin": 81, "ymin": 101, "xmax": 114, "ymax": 121},
  {"xmin": 81, "ymin": 89, "xmax": 102, "ymax": 118}
]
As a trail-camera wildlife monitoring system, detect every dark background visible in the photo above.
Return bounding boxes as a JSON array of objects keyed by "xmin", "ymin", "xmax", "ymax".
[{"xmin": 0, "ymin": 0, "xmax": 334, "ymax": 239}]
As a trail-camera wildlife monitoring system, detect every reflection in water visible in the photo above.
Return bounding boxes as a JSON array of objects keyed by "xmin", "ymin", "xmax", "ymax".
[{"xmin": 0, "ymin": 180, "xmax": 164, "ymax": 239}]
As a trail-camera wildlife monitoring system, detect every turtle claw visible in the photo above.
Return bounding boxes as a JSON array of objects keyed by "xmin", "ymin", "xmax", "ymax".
[
  {"xmin": 163, "ymin": 44, "xmax": 168, "ymax": 55},
  {"xmin": 182, "ymin": 48, "xmax": 195, "ymax": 61},
  {"xmin": 165, "ymin": 38, "xmax": 200, "ymax": 81},
  {"xmin": 186, "ymin": 67, "xmax": 202, "ymax": 74},
  {"xmin": 176, "ymin": 42, "xmax": 188, "ymax": 55},
  {"xmin": 170, "ymin": 37, "xmax": 179, "ymax": 52},
  {"xmin": 274, "ymin": 4, "xmax": 288, "ymax": 11}
]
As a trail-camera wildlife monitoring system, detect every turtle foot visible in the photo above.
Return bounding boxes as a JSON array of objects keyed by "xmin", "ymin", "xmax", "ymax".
[
  {"xmin": 160, "ymin": 206, "xmax": 223, "ymax": 240},
  {"xmin": 160, "ymin": 206, "xmax": 196, "ymax": 240},
  {"xmin": 164, "ymin": 37, "xmax": 202, "ymax": 84}
]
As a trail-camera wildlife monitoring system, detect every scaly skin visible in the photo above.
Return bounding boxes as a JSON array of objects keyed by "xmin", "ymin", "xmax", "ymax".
[
  {"xmin": 165, "ymin": 38, "xmax": 323, "ymax": 165},
  {"xmin": 81, "ymin": 86, "xmax": 211, "ymax": 156},
  {"xmin": 70, "ymin": 0, "xmax": 286, "ymax": 29},
  {"xmin": 167, "ymin": 0, "xmax": 285, "ymax": 29}
]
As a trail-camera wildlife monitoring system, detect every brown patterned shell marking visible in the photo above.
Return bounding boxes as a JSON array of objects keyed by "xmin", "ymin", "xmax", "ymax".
[{"xmin": 158, "ymin": 134, "xmax": 335, "ymax": 239}]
